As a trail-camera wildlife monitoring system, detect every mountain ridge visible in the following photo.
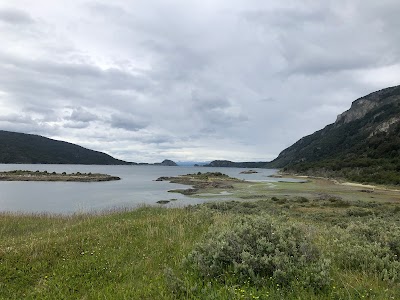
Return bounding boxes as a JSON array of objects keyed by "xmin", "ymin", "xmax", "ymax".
[{"xmin": 0, "ymin": 130, "xmax": 132, "ymax": 165}]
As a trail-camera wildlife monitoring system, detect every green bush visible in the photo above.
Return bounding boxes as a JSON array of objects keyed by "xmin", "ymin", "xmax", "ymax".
[
  {"xmin": 346, "ymin": 208, "xmax": 374, "ymax": 217},
  {"xmin": 185, "ymin": 214, "xmax": 331, "ymax": 291},
  {"xmin": 295, "ymin": 196, "xmax": 309, "ymax": 203},
  {"xmin": 331, "ymin": 219, "xmax": 400, "ymax": 282},
  {"xmin": 328, "ymin": 198, "xmax": 351, "ymax": 207}
]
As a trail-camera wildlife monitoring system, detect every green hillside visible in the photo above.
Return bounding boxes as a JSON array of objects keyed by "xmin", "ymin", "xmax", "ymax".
[
  {"xmin": 0, "ymin": 130, "xmax": 131, "ymax": 165},
  {"xmin": 270, "ymin": 85, "xmax": 400, "ymax": 185},
  {"xmin": 204, "ymin": 160, "xmax": 268, "ymax": 168}
]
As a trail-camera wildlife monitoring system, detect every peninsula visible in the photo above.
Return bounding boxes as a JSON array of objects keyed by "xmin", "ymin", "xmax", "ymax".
[{"xmin": 0, "ymin": 170, "xmax": 121, "ymax": 182}]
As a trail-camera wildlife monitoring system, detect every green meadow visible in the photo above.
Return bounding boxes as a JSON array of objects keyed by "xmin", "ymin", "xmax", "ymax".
[{"xmin": 1, "ymin": 175, "xmax": 400, "ymax": 299}]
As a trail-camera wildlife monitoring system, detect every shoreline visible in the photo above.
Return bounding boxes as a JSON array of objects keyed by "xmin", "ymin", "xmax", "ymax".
[{"xmin": 278, "ymin": 172, "xmax": 400, "ymax": 192}]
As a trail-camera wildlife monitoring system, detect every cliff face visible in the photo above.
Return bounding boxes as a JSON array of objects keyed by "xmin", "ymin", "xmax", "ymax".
[
  {"xmin": 335, "ymin": 85, "xmax": 400, "ymax": 125},
  {"xmin": 269, "ymin": 85, "xmax": 400, "ymax": 184},
  {"xmin": 335, "ymin": 99, "xmax": 377, "ymax": 124}
]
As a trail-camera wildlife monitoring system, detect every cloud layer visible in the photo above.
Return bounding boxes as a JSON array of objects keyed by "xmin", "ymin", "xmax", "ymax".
[{"xmin": 0, "ymin": 0, "xmax": 399, "ymax": 162}]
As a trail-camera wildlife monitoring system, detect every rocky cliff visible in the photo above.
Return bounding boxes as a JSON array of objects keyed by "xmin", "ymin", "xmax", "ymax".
[{"xmin": 335, "ymin": 85, "xmax": 400, "ymax": 125}]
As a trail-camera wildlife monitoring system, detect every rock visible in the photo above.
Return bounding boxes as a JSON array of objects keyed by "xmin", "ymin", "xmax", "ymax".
[{"xmin": 156, "ymin": 200, "xmax": 170, "ymax": 204}]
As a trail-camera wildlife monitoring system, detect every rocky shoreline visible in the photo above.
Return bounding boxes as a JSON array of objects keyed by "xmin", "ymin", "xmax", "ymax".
[{"xmin": 0, "ymin": 170, "xmax": 121, "ymax": 182}]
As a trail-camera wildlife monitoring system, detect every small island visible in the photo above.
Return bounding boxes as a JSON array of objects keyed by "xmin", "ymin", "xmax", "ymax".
[
  {"xmin": 240, "ymin": 169, "xmax": 259, "ymax": 174},
  {"xmin": 153, "ymin": 159, "xmax": 178, "ymax": 166},
  {"xmin": 156, "ymin": 172, "xmax": 243, "ymax": 195},
  {"xmin": 0, "ymin": 170, "xmax": 121, "ymax": 182}
]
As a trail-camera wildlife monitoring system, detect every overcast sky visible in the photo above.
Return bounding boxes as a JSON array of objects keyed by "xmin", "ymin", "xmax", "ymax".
[{"xmin": 0, "ymin": 0, "xmax": 399, "ymax": 163}]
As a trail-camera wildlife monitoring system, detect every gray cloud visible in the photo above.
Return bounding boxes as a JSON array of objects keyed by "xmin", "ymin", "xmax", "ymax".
[
  {"xmin": 68, "ymin": 108, "xmax": 98, "ymax": 123},
  {"xmin": 0, "ymin": 114, "xmax": 35, "ymax": 124},
  {"xmin": 0, "ymin": 0, "xmax": 399, "ymax": 162},
  {"xmin": 0, "ymin": 8, "xmax": 34, "ymax": 24},
  {"xmin": 110, "ymin": 113, "xmax": 148, "ymax": 132},
  {"xmin": 63, "ymin": 121, "xmax": 90, "ymax": 129}
]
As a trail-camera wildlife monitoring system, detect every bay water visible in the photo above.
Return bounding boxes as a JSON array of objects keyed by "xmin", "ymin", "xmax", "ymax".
[{"xmin": 0, "ymin": 165, "xmax": 293, "ymax": 214}]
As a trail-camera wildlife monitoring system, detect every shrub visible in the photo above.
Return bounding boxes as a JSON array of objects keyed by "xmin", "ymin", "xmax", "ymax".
[
  {"xmin": 346, "ymin": 208, "xmax": 373, "ymax": 217},
  {"xmin": 185, "ymin": 214, "xmax": 331, "ymax": 291},
  {"xmin": 271, "ymin": 197, "xmax": 287, "ymax": 204},
  {"xmin": 295, "ymin": 197, "xmax": 309, "ymax": 203},
  {"xmin": 331, "ymin": 219, "xmax": 400, "ymax": 282},
  {"xmin": 328, "ymin": 198, "xmax": 351, "ymax": 207}
]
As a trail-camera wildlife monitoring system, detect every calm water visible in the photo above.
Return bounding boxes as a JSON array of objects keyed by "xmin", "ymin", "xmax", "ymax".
[{"xmin": 0, "ymin": 165, "xmax": 294, "ymax": 214}]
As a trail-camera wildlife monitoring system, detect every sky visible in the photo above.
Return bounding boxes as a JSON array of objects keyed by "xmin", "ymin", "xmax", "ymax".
[{"xmin": 0, "ymin": 0, "xmax": 399, "ymax": 163}]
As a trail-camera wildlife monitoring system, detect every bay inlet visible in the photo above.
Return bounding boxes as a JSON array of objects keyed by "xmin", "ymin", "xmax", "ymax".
[{"xmin": 0, "ymin": 165, "xmax": 297, "ymax": 214}]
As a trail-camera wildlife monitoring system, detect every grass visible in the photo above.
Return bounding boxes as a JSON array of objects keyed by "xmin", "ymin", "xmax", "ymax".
[
  {"xmin": 1, "ymin": 175, "xmax": 400, "ymax": 299},
  {"xmin": 0, "ymin": 207, "xmax": 212, "ymax": 299}
]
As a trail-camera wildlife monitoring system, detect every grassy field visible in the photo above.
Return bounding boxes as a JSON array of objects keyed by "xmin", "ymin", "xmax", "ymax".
[
  {"xmin": 0, "ymin": 207, "xmax": 212, "ymax": 299},
  {"xmin": 1, "ymin": 174, "xmax": 400, "ymax": 299}
]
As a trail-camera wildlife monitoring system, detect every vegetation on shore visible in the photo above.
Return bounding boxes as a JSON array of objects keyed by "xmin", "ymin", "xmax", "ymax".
[
  {"xmin": 1, "ymin": 173, "xmax": 400, "ymax": 299},
  {"xmin": 0, "ymin": 170, "xmax": 120, "ymax": 182}
]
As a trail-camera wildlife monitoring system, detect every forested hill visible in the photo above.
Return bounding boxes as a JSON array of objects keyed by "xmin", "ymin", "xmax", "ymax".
[
  {"xmin": 0, "ymin": 130, "xmax": 131, "ymax": 165},
  {"xmin": 204, "ymin": 160, "xmax": 268, "ymax": 168},
  {"xmin": 269, "ymin": 85, "xmax": 400, "ymax": 185}
]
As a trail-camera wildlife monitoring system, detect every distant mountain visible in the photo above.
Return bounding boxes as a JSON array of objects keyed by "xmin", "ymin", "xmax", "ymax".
[
  {"xmin": 0, "ymin": 130, "xmax": 133, "ymax": 165},
  {"xmin": 154, "ymin": 159, "xmax": 178, "ymax": 166},
  {"xmin": 270, "ymin": 85, "xmax": 400, "ymax": 185},
  {"xmin": 176, "ymin": 161, "xmax": 209, "ymax": 166},
  {"xmin": 204, "ymin": 160, "xmax": 268, "ymax": 168}
]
